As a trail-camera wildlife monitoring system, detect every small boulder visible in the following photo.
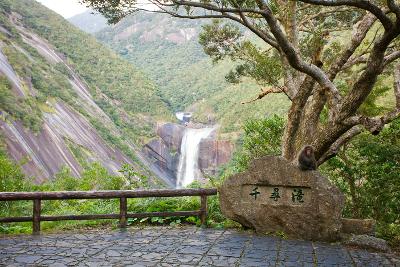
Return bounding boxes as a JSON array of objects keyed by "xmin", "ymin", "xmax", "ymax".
[
  {"xmin": 344, "ymin": 234, "xmax": 391, "ymax": 253},
  {"xmin": 341, "ymin": 218, "xmax": 376, "ymax": 235}
]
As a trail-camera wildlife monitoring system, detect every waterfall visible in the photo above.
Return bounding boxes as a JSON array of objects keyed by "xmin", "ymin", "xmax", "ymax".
[{"xmin": 176, "ymin": 127, "xmax": 215, "ymax": 188}]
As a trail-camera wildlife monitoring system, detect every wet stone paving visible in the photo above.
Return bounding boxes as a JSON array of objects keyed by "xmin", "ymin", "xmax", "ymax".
[{"xmin": 0, "ymin": 226, "xmax": 399, "ymax": 266}]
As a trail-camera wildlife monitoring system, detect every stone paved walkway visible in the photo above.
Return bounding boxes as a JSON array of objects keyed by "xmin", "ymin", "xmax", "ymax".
[{"xmin": 0, "ymin": 226, "xmax": 399, "ymax": 266}]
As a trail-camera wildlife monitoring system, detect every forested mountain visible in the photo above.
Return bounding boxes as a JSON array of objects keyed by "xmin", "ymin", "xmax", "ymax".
[
  {"xmin": 69, "ymin": 10, "xmax": 107, "ymax": 34},
  {"xmin": 94, "ymin": 13, "xmax": 226, "ymax": 111},
  {"xmin": 72, "ymin": 12, "xmax": 289, "ymax": 133},
  {"xmin": 0, "ymin": 0, "xmax": 173, "ymax": 185}
]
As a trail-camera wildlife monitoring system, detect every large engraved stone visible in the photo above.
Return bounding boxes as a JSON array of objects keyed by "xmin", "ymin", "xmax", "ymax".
[{"xmin": 219, "ymin": 156, "xmax": 344, "ymax": 241}]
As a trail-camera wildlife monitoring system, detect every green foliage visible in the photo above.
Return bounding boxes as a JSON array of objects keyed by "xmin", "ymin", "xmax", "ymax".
[
  {"xmin": 200, "ymin": 20, "xmax": 282, "ymax": 86},
  {"xmin": 218, "ymin": 115, "xmax": 285, "ymax": 178},
  {"xmin": 321, "ymin": 119, "xmax": 400, "ymax": 243},
  {"xmin": 225, "ymin": 41, "xmax": 283, "ymax": 86},
  {"xmin": 31, "ymin": 66, "xmax": 78, "ymax": 104},
  {"xmin": 241, "ymin": 115, "xmax": 284, "ymax": 158},
  {"xmin": 0, "ymin": 153, "xmax": 26, "ymax": 193},
  {"xmin": 199, "ymin": 20, "xmax": 242, "ymax": 62},
  {"xmin": 127, "ymin": 196, "xmax": 201, "ymax": 226},
  {"xmin": 358, "ymin": 75, "xmax": 392, "ymax": 116},
  {"xmin": 0, "ymin": 153, "xmax": 29, "ymax": 226},
  {"xmin": 0, "ymin": 76, "xmax": 43, "ymax": 132},
  {"xmin": 126, "ymin": 193, "xmax": 227, "ymax": 228},
  {"xmin": 0, "ymin": 0, "xmax": 11, "ymax": 14},
  {"xmin": 119, "ymin": 163, "xmax": 149, "ymax": 188},
  {"xmin": 54, "ymin": 62, "xmax": 72, "ymax": 78},
  {"xmin": 193, "ymin": 80, "xmax": 289, "ymax": 133}
]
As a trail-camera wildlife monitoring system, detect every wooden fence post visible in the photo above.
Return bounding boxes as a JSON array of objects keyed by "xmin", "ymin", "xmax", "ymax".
[
  {"xmin": 32, "ymin": 199, "xmax": 41, "ymax": 235},
  {"xmin": 200, "ymin": 195, "xmax": 207, "ymax": 227},
  {"xmin": 119, "ymin": 197, "xmax": 127, "ymax": 228}
]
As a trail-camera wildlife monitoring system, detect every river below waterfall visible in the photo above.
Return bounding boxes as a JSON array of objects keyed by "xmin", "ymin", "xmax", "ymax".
[{"xmin": 176, "ymin": 127, "xmax": 215, "ymax": 188}]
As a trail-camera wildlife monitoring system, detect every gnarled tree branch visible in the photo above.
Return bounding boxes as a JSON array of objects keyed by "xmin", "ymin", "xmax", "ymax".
[
  {"xmin": 328, "ymin": 13, "xmax": 377, "ymax": 80},
  {"xmin": 317, "ymin": 125, "xmax": 363, "ymax": 165},
  {"xmin": 241, "ymin": 86, "xmax": 288, "ymax": 104},
  {"xmin": 298, "ymin": 0, "xmax": 393, "ymax": 30},
  {"xmin": 338, "ymin": 20, "xmax": 400, "ymax": 121},
  {"xmin": 261, "ymin": 6, "xmax": 341, "ymax": 112},
  {"xmin": 387, "ymin": 0, "xmax": 400, "ymax": 19},
  {"xmin": 384, "ymin": 50, "xmax": 400, "ymax": 66}
]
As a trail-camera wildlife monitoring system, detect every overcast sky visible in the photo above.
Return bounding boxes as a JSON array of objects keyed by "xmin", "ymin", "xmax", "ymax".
[{"xmin": 36, "ymin": 0, "xmax": 88, "ymax": 18}]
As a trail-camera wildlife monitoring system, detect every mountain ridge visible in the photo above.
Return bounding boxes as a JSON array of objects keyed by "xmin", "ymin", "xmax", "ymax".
[{"xmin": 68, "ymin": 10, "xmax": 107, "ymax": 33}]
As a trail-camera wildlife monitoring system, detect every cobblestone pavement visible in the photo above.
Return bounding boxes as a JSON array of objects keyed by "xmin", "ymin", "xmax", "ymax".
[{"xmin": 0, "ymin": 226, "xmax": 399, "ymax": 266}]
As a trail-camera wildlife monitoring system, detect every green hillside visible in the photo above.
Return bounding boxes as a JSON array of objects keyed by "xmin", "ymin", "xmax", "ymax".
[
  {"xmin": 1, "ymin": 0, "xmax": 172, "ymax": 142},
  {"xmin": 94, "ymin": 12, "xmax": 290, "ymax": 132},
  {"xmin": 95, "ymin": 13, "xmax": 226, "ymax": 111},
  {"xmin": 9, "ymin": 0, "xmax": 170, "ymax": 116}
]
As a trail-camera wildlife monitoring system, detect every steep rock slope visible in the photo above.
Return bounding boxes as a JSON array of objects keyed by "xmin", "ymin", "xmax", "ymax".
[{"xmin": 0, "ymin": 0, "xmax": 174, "ymax": 185}]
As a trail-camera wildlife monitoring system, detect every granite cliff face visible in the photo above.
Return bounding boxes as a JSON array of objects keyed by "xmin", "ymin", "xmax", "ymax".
[
  {"xmin": 156, "ymin": 122, "xmax": 185, "ymax": 152},
  {"xmin": 0, "ymin": 103, "xmax": 134, "ymax": 182},
  {"xmin": 198, "ymin": 139, "xmax": 234, "ymax": 176},
  {"xmin": 143, "ymin": 122, "xmax": 234, "ymax": 186},
  {"xmin": 142, "ymin": 123, "xmax": 185, "ymax": 184},
  {"xmin": 0, "ymin": 2, "xmax": 173, "ymax": 186}
]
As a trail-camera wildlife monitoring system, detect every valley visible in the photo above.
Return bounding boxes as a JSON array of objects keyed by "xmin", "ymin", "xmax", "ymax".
[
  {"xmin": 80, "ymin": 11, "xmax": 290, "ymax": 133},
  {"xmin": 69, "ymin": 9, "xmax": 291, "ymax": 186}
]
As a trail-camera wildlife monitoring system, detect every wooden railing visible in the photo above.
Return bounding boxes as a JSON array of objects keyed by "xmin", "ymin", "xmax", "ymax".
[{"xmin": 0, "ymin": 188, "xmax": 218, "ymax": 234}]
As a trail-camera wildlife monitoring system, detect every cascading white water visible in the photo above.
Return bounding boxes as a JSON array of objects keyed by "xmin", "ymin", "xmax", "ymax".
[{"xmin": 176, "ymin": 127, "xmax": 215, "ymax": 188}]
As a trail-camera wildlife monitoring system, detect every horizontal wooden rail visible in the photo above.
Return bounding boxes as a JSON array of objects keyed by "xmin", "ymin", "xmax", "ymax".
[
  {"xmin": 0, "ymin": 188, "xmax": 218, "ymax": 200},
  {"xmin": 0, "ymin": 188, "xmax": 218, "ymax": 234},
  {"xmin": 0, "ymin": 211, "xmax": 201, "ymax": 223}
]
